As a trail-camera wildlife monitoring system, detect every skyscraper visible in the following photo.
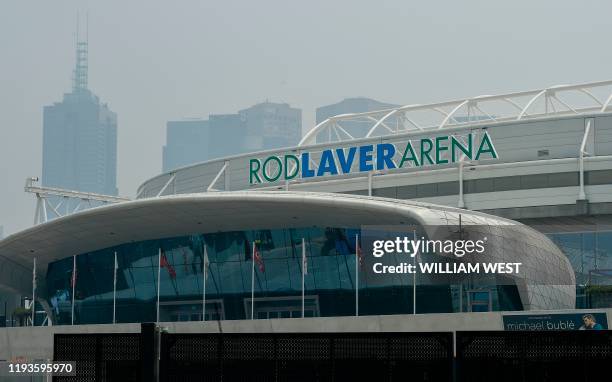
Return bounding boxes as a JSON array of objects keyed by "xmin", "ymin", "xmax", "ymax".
[
  {"xmin": 162, "ymin": 115, "xmax": 247, "ymax": 172},
  {"xmin": 42, "ymin": 36, "xmax": 118, "ymax": 195},
  {"xmin": 162, "ymin": 102, "xmax": 301, "ymax": 172},
  {"xmin": 163, "ymin": 119, "xmax": 209, "ymax": 172},
  {"xmin": 239, "ymin": 102, "xmax": 301, "ymax": 151},
  {"xmin": 208, "ymin": 113, "xmax": 247, "ymax": 159}
]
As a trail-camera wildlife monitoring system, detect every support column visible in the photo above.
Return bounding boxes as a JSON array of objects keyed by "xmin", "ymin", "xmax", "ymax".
[{"xmin": 458, "ymin": 162, "xmax": 465, "ymax": 208}]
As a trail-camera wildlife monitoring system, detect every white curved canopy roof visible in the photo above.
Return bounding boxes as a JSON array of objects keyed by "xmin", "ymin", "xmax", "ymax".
[
  {"xmin": 0, "ymin": 191, "xmax": 573, "ymax": 310},
  {"xmin": 0, "ymin": 192, "xmax": 509, "ymax": 294}
]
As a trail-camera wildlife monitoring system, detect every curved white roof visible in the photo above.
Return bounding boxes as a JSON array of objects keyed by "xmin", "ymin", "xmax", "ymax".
[{"xmin": 0, "ymin": 191, "xmax": 574, "ymax": 311}]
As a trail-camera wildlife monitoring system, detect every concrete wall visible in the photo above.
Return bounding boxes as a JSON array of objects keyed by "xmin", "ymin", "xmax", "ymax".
[{"xmin": 0, "ymin": 323, "xmax": 140, "ymax": 361}]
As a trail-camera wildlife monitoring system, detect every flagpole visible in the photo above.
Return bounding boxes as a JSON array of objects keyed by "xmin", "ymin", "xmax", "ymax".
[
  {"xmin": 71, "ymin": 255, "xmax": 76, "ymax": 325},
  {"xmin": 251, "ymin": 242, "xmax": 255, "ymax": 320},
  {"xmin": 113, "ymin": 251, "xmax": 117, "ymax": 324},
  {"xmin": 31, "ymin": 258, "xmax": 36, "ymax": 326},
  {"xmin": 355, "ymin": 234, "xmax": 359, "ymax": 317},
  {"xmin": 413, "ymin": 230, "xmax": 417, "ymax": 315},
  {"xmin": 202, "ymin": 245, "xmax": 207, "ymax": 322},
  {"xmin": 301, "ymin": 238, "xmax": 305, "ymax": 318},
  {"xmin": 157, "ymin": 248, "xmax": 161, "ymax": 323}
]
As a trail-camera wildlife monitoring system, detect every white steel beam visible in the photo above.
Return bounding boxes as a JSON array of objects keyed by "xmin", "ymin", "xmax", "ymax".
[
  {"xmin": 473, "ymin": 105, "xmax": 497, "ymax": 122},
  {"xmin": 579, "ymin": 89, "xmax": 603, "ymax": 106},
  {"xmin": 602, "ymin": 93, "xmax": 612, "ymax": 112},
  {"xmin": 334, "ymin": 124, "xmax": 354, "ymax": 140},
  {"xmin": 458, "ymin": 162, "xmax": 465, "ymax": 208},
  {"xmin": 365, "ymin": 109, "xmax": 399, "ymax": 137},
  {"xmin": 517, "ymin": 90, "xmax": 546, "ymax": 120},
  {"xmin": 298, "ymin": 118, "xmax": 332, "ymax": 146},
  {"xmin": 292, "ymin": 80, "xmax": 612, "ymax": 146},
  {"xmin": 41, "ymin": 197, "xmax": 48, "ymax": 223},
  {"xmin": 578, "ymin": 120, "xmax": 592, "ymax": 200},
  {"xmin": 156, "ymin": 173, "xmax": 176, "ymax": 197},
  {"xmin": 552, "ymin": 95, "xmax": 578, "ymax": 114},
  {"xmin": 207, "ymin": 162, "xmax": 229, "ymax": 192},
  {"xmin": 72, "ymin": 200, "xmax": 82, "ymax": 214},
  {"xmin": 33, "ymin": 197, "xmax": 42, "ymax": 225},
  {"xmin": 402, "ymin": 115, "xmax": 424, "ymax": 131},
  {"xmin": 25, "ymin": 177, "xmax": 129, "ymax": 225},
  {"xmin": 46, "ymin": 198, "xmax": 62, "ymax": 218},
  {"xmin": 366, "ymin": 116, "xmax": 394, "ymax": 134},
  {"xmin": 439, "ymin": 100, "xmax": 469, "ymax": 129},
  {"xmin": 25, "ymin": 182, "xmax": 129, "ymax": 203},
  {"xmin": 332, "ymin": 123, "xmax": 342, "ymax": 141}
]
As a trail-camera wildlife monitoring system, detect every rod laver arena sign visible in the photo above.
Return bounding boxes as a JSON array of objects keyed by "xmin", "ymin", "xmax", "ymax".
[{"xmin": 249, "ymin": 132, "xmax": 498, "ymax": 184}]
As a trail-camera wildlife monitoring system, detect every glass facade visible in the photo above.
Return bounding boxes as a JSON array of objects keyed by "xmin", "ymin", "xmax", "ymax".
[
  {"xmin": 45, "ymin": 226, "xmax": 523, "ymax": 325},
  {"xmin": 549, "ymin": 230, "xmax": 612, "ymax": 309}
]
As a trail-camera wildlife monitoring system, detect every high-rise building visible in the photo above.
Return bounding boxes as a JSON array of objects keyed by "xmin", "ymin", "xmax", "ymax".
[
  {"xmin": 163, "ymin": 119, "xmax": 209, "ymax": 172},
  {"xmin": 316, "ymin": 97, "xmax": 399, "ymax": 138},
  {"xmin": 239, "ymin": 102, "xmax": 301, "ymax": 152},
  {"xmin": 162, "ymin": 102, "xmax": 301, "ymax": 172},
  {"xmin": 162, "ymin": 115, "xmax": 247, "ymax": 172},
  {"xmin": 42, "ymin": 37, "xmax": 118, "ymax": 195},
  {"xmin": 208, "ymin": 113, "xmax": 247, "ymax": 159}
]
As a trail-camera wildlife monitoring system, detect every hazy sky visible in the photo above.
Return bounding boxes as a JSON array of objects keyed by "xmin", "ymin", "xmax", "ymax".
[{"xmin": 1, "ymin": 0, "xmax": 612, "ymax": 235}]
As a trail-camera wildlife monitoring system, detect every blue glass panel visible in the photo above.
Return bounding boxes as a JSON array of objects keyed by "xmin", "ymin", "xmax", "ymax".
[{"xmin": 44, "ymin": 226, "xmax": 526, "ymax": 324}]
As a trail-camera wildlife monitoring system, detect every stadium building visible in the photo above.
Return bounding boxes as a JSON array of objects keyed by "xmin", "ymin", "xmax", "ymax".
[
  {"xmin": 136, "ymin": 80, "xmax": 612, "ymax": 311},
  {"xmin": 3, "ymin": 80, "xmax": 612, "ymax": 325},
  {"xmin": 1, "ymin": 81, "xmax": 612, "ymax": 379}
]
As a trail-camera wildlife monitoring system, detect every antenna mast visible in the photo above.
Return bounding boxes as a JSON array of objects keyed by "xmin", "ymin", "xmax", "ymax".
[{"xmin": 72, "ymin": 11, "xmax": 88, "ymax": 92}]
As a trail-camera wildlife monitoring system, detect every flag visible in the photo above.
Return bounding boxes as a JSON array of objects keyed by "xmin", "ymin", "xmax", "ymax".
[
  {"xmin": 302, "ymin": 239, "xmax": 307, "ymax": 275},
  {"xmin": 113, "ymin": 252, "xmax": 118, "ymax": 293},
  {"xmin": 32, "ymin": 258, "xmax": 37, "ymax": 289},
  {"xmin": 356, "ymin": 239, "xmax": 364, "ymax": 269},
  {"xmin": 160, "ymin": 251, "xmax": 177, "ymax": 279},
  {"xmin": 203, "ymin": 247, "xmax": 210, "ymax": 281},
  {"xmin": 71, "ymin": 263, "xmax": 77, "ymax": 288},
  {"xmin": 253, "ymin": 242, "xmax": 265, "ymax": 273}
]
